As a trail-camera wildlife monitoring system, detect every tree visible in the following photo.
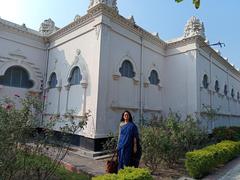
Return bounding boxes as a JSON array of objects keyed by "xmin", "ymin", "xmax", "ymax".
[{"xmin": 175, "ymin": 0, "xmax": 200, "ymax": 9}]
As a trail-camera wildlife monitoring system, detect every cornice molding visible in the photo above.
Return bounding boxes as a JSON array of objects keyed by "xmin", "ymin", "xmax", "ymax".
[
  {"xmin": 0, "ymin": 4, "xmax": 167, "ymax": 49},
  {"xmin": 48, "ymin": 4, "xmax": 167, "ymax": 49},
  {"xmin": 48, "ymin": 13, "xmax": 95, "ymax": 41},
  {"xmin": 197, "ymin": 37, "xmax": 240, "ymax": 78},
  {"xmin": 1, "ymin": 5, "xmax": 239, "ymax": 81},
  {"xmin": 166, "ymin": 35, "xmax": 240, "ymax": 78},
  {"xmin": 91, "ymin": 4, "xmax": 167, "ymax": 49},
  {"xmin": 0, "ymin": 18, "xmax": 43, "ymax": 42},
  {"xmin": 167, "ymin": 36, "xmax": 197, "ymax": 49}
]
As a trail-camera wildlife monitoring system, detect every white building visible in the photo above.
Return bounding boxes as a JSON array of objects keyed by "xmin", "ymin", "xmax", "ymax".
[{"xmin": 1, "ymin": 0, "xmax": 240, "ymax": 152}]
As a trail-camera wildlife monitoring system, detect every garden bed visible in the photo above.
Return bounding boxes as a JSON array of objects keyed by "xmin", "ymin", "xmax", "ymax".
[{"xmin": 139, "ymin": 160, "xmax": 187, "ymax": 179}]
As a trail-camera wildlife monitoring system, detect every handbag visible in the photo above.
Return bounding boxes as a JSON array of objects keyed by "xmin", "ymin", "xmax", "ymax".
[{"xmin": 106, "ymin": 151, "xmax": 118, "ymax": 174}]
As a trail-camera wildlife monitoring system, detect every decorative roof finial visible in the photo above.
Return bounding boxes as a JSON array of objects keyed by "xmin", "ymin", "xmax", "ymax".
[
  {"xmin": 39, "ymin": 18, "xmax": 59, "ymax": 36},
  {"xmin": 184, "ymin": 16, "xmax": 206, "ymax": 39},
  {"xmin": 128, "ymin": 15, "xmax": 135, "ymax": 24},
  {"xmin": 88, "ymin": 0, "xmax": 118, "ymax": 12}
]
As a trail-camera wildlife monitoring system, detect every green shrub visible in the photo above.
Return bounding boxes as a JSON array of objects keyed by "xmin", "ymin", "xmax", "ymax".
[
  {"xmin": 141, "ymin": 113, "xmax": 207, "ymax": 172},
  {"xmin": 185, "ymin": 140, "xmax": 240, "ymax": 179},
  {"xmin": 141, "ymin": 125, "xmax": 164, "ymax": 172},
  {"xmin": 102, "ymin": 132, "xmax": 118, "ymax": 153},
  {"xmin": 118, "ymin": 167, "xmax": 153, "ymax": 180},
  {"xmin": 56, "ymin": 165, "xmax": 91, "ymax": 180},
  {"xmin": 92, "ymin": 167, "xmax": 153, "ymax": 180},
  {"xmin": 212, "ymin": 127, "xmax": 240, "ymax": 142},
  {"xmin": 0, "ymin": 95, "xmax": 88, "ymax": 179},
  {"xmin": 92, "ymin": 173, "xmax": 118, "ymax": 180}
]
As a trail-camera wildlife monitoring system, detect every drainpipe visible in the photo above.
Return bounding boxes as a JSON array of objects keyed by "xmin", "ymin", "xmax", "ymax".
[
  {"xmin": 81, "ymin": 81, "xmax": 88, "ymax": 116},
  {"xmin": 139, "ymin": 37, "xmax": 143, "ymax": 126},
  {"xmin": 41, "ymin": 42, "xmax": 50, "ymax": 126},
  {"xmin": 210, "ymin": 53, "xmax": 212, "ymax": 107},
  {"xmin": 227, "ymin": 70, "xmax": 230, "ymax": 127},
  {"xmin": 209, "ymin": 53, "xmax": 214, "ymax": 130}
]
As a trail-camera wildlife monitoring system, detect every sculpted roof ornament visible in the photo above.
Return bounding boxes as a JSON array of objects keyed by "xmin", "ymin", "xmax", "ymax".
[
  {"xmin": 127, "ymin": 15, "xmax": 135, "ymax": 24},
  {"xmin": 204, "ymin": 39, "xmax": 210, "ymax": 45},
  {"xmin": 88, "ymin": 0, "xmax": 118, "ymax": 12},
  {"xmin": 151, "ymin": 32, "xmax": 159, "ymax": 39},
  {"xmin": 39, "ymin": 18, "xmax": 59, "ymax": 36},
  {"xmin": 74, "ymin": 15, "xmax": 81, "ymax": 21},
  {"xmin": 22, "ymin": 23, "xmax": 27, "ymax": 29},
  {"xmin": 0, "ymin": 18, "xmax": 41, "ymax": 37},
  {"xmin": 184, "ymin": 16, "xmax": 205, "ymax": 39}
]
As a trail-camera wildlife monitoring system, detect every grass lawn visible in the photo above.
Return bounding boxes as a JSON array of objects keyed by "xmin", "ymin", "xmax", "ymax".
[{"xmin": 1, "ymin": 151, "xmax": 91, "ymax": 180}]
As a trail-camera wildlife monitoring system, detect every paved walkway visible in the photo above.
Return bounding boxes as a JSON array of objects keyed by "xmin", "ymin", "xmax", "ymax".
[
  {"xmin": 203, "ymin": 156, "xmax": 240, "ymax": 180},
  {"xmin": 62, "ymin": 150, "xmax": 106, "ymax": 177},
  {"xmin": 61, "ymin": 148, "xmax": 240, "ymax": 179}
]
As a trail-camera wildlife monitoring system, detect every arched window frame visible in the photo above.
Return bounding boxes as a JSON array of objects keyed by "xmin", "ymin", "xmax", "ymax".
[
  {"xmin": 0, "ymin": 66, "xmax": 33, "ymax": 89},
  {"xmin": 214, "ymin": 80, "xmax": 220, "ymax": 93},
  {"xmin": 65, "ymin": 50, "xmax": 88, "ymax": 89},
  {"xmin": 119, "ymin": 60, "xmax": 135, "ymax": 78},
  {"xmin": 48, "ymin": 72, "xmax": 58, "ymax": 89},
  {"xmin": 68, "ymin": 66, "xmax": 82, "ymax": 86},
  {"xmin": 202, "ymin": 74, "xmax": 209, "ymax": 89},
  {"xmin": 148, "ymin": 70, "xmax": 160, "ymax": 85},
  {"xmin": 231, "ymin": 88, "xmax": 235, "ymax": 98},
  {"xmin": 113, "ymin": 55, "xmax": 139, "ymax": 83},
  {"xmin": 224, "ymin": 84, "xmax": 228, "ymax": 96}
]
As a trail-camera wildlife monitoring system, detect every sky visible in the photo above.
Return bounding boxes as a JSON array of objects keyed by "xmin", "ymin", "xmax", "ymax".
[{"xmin": 0, "ymin": 0, "xmax": 239, "ymax": 69}]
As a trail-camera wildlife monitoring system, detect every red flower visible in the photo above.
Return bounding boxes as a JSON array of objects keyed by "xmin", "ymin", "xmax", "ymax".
[
  {"xmin": 3, "ymin": 104, "xmax": 13, "ymax": 110},
  {"xmin": 14, "ymin": 94, "xmax": 20, "ymax": 98}
]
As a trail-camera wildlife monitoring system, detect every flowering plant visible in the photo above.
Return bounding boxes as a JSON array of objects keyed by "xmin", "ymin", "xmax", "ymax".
[{"xmin": 0, "ymin": 94, "xmax": 88, "ymax": 179}]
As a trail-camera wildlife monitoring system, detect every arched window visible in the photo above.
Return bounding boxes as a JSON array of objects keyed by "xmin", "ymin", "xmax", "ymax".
[
  {"xmin": 119, "ymin": 60, "xmax": 135, "ymax": 78},
  {"xmin": 237, "ymin": 92, "xmax": 240, "ymax": 100},
  {"xmin": 69, "ymin": 67, "xmax": 82, "ymax": 85},
  {"xmin": 202, "ymin": 74, "xmax": 209, "ymax": 89},
  {"xmin": 231, "ymin": 88, "xmax": 235, "ymax": 98},
  {"xmin": 224, "ymin": 84, "xmax": 228, "ymax": 96},
  {"xmin": 48, "ymin": 72, "xmax": 57, "ymax": 88},
  {"xmin": 214, "ymin": 80, "xmax": 220, "ymax": 92},
  {"xmin": 0, "ymin": 66, "xmax": 33, "ymax": 88},
  {"xmin": 148, "ymin": 70, "xmax": 160, "ymax": 85}
]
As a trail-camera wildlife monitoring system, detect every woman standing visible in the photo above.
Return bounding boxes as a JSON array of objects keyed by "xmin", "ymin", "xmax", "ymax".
[{"xmin": 117, "ymin": 111, "xmax": 142, "ymax": 170}]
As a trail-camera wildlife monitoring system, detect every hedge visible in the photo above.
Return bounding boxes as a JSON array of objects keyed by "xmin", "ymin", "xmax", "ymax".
[
  {"xmin": 185, "ymin": 140, "xmax": 240, "ymax": 179},
  {"xmin": 92, "ymin": 167, "xmax": 153, "ymax": 180},
  {"xmin": 212, "ymin": 126, "xmax": 240, "ymax": 142}
]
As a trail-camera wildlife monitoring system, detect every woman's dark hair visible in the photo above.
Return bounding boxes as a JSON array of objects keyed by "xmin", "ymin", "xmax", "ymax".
[{"xmin": 120, "ymin": 110, "xmax": 133, "ymax": 122}]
